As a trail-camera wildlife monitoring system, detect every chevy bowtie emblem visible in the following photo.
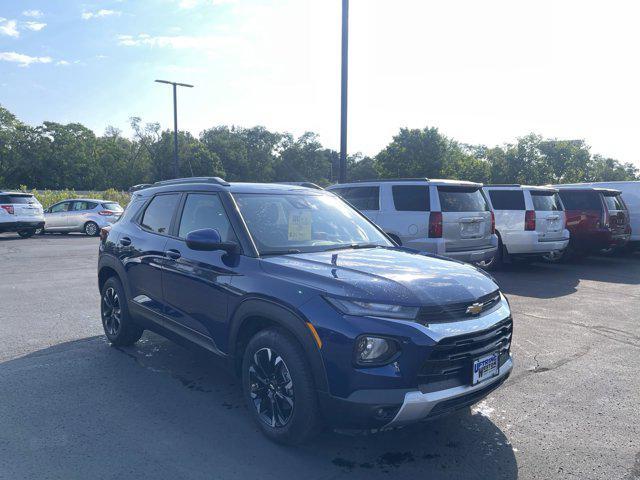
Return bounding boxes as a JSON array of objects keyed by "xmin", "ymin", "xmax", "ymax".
[{"xmin": 466, "ymin": 302, "xmax": 483, "ymax": 315}]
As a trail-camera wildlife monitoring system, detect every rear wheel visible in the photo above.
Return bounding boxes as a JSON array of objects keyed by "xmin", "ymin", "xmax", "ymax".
[
  {"xmin": 482, "ymin": 241, "xmax": 503, "ymax": 271},
  {"xmin": 84, "ymin": 221, "xmax": 99, "ymax": 236},
  {"xmin": 17, "ymin": 229, "xmax": 36, "ymax": 239},
  {"xmin": 100, "ymin": 277, "xmax": 143, "ymax": 346},
  {"xmin": 543, "ymin": 249, "xmax": 566, "ymax": 263},
  {"xmin": 242, "ymin": 328, "xmax": 322, "ymax": 445}
]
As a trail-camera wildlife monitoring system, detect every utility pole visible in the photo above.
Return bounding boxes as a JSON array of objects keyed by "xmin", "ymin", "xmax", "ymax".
[
  {"xmin": 339, "ymin": 0, "xmax": 349, "ymax": 183},
  {"xmin": 155, "ymin": 79, "xmax": 194, "ymax": 179}
]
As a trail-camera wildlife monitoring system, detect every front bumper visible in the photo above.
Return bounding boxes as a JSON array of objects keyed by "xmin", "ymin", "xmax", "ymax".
[{"xmin": 385, "ymin": 355, "xmax": 513, "ymax": 427}]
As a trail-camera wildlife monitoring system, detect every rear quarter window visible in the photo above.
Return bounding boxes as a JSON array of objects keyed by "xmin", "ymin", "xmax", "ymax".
[
  {"xmin": 603, "ymin": 194, "xmax": 625, "ymax": 211},
  {"xmin": 558, "ymin": 191, "xmax": 602, "ymax": 211},
  {"xmin": 488, "ymin": 190, "xmax": 525, "ymax": 210},
  {"xmin": 438, "ymin": 187, "xmax": 488, "ymax": 212},
  {"xmin": 392, "ymin": 185, "xmax": 430, "ymax": 211},
  {"xmin": 531, "ymin": 192, "xmax": 563, "ymax": 211}
]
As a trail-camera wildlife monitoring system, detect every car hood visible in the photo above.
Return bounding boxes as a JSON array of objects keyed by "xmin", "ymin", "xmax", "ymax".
[{"xmin": 260, "ymin": 247, "xmax": 499, "ymax": 306}]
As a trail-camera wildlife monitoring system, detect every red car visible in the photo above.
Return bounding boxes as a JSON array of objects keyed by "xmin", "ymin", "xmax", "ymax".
[{"xmin": 553, "ymin": 187, "xmax": 631, "ymax": 259}]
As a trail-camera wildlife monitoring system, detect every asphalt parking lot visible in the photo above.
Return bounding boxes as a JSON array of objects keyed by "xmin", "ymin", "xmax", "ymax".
[{"xmin": 1, "ymin": 233, "xmax": 639, "ymax": 480}]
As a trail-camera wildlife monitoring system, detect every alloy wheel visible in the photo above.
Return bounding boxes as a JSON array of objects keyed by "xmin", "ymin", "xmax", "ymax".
[
  {"xmin": 86, "ymin": 223, "xmax": 98, "ymax": 236},
  {"xmin": 248, "ymin": 347, "xmax": 294, "ymax": 428},
  {"xmin": 101, "ymin": 287, "xmax": 122, "ymax": 336}
]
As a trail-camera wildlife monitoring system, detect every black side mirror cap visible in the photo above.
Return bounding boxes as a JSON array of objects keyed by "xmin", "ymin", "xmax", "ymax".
[{"xmin": 185, "ymin": 228, "xmax": 239, "ymax": 253}]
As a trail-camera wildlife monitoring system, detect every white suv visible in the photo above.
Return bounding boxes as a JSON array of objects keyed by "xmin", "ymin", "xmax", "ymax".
[
  {"xmin": 0, "ymin": 191, "xmax": 45, "ymax": 238},
  {"xmin": 327, "ymin": 179, "xmax": 498, "ymax": 264},
  {"xmin": 482, "ymin": 185, "xmax": 570, "ymax": 267}
]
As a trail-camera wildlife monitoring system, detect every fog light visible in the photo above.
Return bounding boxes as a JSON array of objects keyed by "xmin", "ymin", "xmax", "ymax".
[{"xmin": 354, "ymin": 335, "xmax": 399, "ymax": 366}]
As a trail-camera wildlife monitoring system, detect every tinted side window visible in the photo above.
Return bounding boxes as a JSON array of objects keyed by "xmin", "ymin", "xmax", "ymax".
[
  {"xmin": 603, "ymin": 194, "xmax": 625, "ymax": 211},
  {"xmin": 488, "ymin": 190, "xmax": 525, "ymax": 210},
  {"xmin": 531, "ymin": 192, "xmax": 562, "ymax": 211},
  {"xmin": 438, "ymin": 187, "xmax": 488, "ymax": 212},
  {"xmin": 558, "ymin": 191, "xmax": 601, "ymax": 211},
  {"xmin": 140, "ymin": 194, "xmax": 180, "ymax": 234},
  {"xmin": 392, "ymin": 185, "xmax": 430, "ymax": 211},
  {"xmin": 50, "ymin": 202, "xmax": 71, "ymax": 213},
  {"xmin": 72, "ymin": 201, "xmax": 97, "ymax": 211},
  {"xmin": 335, "ymin": 186, "xmax": 379, "ymax": 211},
  {"xmin": 178, "ymin": 193, "xmax": 236, "ymax": 242}
]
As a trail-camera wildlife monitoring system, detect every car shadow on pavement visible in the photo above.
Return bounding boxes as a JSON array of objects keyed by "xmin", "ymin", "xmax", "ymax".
[
  {"xmin": 493, "ymin": 252, "xmax": 640, "ymax": 299},
  {"xmin": 0, "ymin": 333, "xmax": 517, "ymax": 480}
]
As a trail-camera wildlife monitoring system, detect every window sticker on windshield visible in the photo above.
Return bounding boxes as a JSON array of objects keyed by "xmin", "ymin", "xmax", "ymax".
[{"xmin": 288, "ymin": 211, "xmax": 312, "ymax": 241}]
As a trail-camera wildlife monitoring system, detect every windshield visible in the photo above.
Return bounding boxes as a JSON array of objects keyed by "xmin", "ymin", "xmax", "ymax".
[{"xmin": 233, "ymin": 193, "xmax": 392, "ymax": 255}]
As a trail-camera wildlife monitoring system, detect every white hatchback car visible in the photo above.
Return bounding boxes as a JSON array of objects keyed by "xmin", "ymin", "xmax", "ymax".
[
  {"xmin": 482, "ymin": 185, "xmax": 570, "ymax": 267},
  {"xmin": 327, "ymin": 179, "xmax": 498, "ymax": 264},
  {"xmin": 0, "ymin": 191, "xmax": 45, "ymax": 238},
  {"xmin": 43, "ymin": 198, "xmax": 123, "ymax": 236}
]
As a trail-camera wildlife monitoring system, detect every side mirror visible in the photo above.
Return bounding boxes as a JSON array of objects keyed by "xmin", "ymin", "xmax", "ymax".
[{"xmin": 185, "ymin": 228, "xmax": 238, "ymax": 253}]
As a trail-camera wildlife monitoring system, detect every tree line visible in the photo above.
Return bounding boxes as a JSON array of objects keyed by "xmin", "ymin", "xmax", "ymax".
[{"xmin": 0, "ymin": 104, "xmax": 637, "ymax": 191}]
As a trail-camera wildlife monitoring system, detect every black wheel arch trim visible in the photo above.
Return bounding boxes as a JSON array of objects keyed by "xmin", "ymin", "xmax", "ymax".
[
  {"xmin": 228, "ymin": 296, "xmax": 329, "ymax": 393},
  {"xmin": 98, "ymin": 254, "xmax": 131, "ymax": 298}
]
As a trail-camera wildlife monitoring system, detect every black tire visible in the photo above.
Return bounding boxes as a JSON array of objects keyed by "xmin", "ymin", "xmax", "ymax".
[
  {"xmin": 543, "ymin": 248, "xmax": 568, "ymax": 263},
  {"xmin": 84, "ymin": 221, "xmax": 99, "ymax": 237},
  {"xmin": 100, "ymin": 276, "xmax": 143, "ymax": 346},
  {"xmin": 242, "ymin": 328, "xmax": 322, "ymax": 445},
  {"xmin": 17, "ymin": 229, "xmax": 36, "ymax": 238}
]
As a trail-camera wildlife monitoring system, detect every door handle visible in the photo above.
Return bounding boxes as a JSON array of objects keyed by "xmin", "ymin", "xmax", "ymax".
[
  {"xmin": 119, "ymin": 237, "xmax": 131, "ymax": 246},
  {"xmin": 165, "ymin": 249, "xmax": 181, "ymax": 260}
]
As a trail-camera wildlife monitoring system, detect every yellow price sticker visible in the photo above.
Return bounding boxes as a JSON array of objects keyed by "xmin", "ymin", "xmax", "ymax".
[{"xmin": 288, "ymin": 211, "xmax": 312, "ymax": 241}]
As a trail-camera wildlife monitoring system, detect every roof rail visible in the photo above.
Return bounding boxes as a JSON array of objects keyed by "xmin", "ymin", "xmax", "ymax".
[
  {"xmin": 483, "ymin": 184, "xmax": 522, "ymax": 187},
  {"xmin": 347, "ymin": 178, "xmax": 430, "ymax": 183},
  {"xmin": 274, "ymin": 182, "xmax": 324, "ymax": 190},
  {"xmin": 153, "ymin": 177, "xmax": 230, "ymax": 187}
]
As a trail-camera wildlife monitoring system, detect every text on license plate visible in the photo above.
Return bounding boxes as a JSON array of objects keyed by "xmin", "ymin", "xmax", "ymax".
[
  {"xmin": 473, "ymin": 352, "xmax": 499, "ymax": 385},
  {"xmin": 461, "ymin": 222, "xmax": 481, "ymax": 237}
]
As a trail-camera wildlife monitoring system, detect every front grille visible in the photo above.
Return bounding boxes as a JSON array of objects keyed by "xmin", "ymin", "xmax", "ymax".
[
  {"xmin": 417, "ymin": 316, "xmax": 512, "ymax": 393},
  {"xmin": 416, "ymin": 290, "xmax": 501, "ymax": 324}
]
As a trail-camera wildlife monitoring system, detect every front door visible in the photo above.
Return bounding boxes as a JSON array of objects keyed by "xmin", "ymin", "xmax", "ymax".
[
  {"xmin": 162, "ymin": 192, "xmax": 239, "ymax": 352},
  {"xmin": 45, "ymin": 201, "xmax": 72, "ymax": 230}
]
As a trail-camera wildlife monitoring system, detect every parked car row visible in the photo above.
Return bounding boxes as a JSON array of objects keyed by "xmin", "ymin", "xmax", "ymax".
[
  {"xmin": 327, "ymin": 179, "xmax": 637, "ymax": 268},
  {"xmin": 0, "ymin": 192, "xmax": 123, "ymax": 238}
]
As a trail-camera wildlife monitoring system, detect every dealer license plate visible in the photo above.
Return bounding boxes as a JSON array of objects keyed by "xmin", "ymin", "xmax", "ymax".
[{"xmin": 472, "ymin": 352, "xmax": 499, "ymax": 385}]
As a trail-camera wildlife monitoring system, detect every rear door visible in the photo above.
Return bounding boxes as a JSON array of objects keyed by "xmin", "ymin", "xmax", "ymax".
[
  {"xmin": 529, "ymin": 190, "xmax": 565, "ymax": 240},
  {"xmin": 437, "ymin": 186, "xmax": 492, "ymax": 252},
  {"xmin": 68, "ymin": 201, "xmax": 97, "ymax": 229},
  {"xmin": 602, "ymin": 192, "xmax": 629, "ymax": 235},
  {"xmin": 386, "ymin": 184, "xmax": 430, "ymax": 246},
  {"xmin": 329, "ymin": 186, "xmax": 380, "ymax": 224},
  {"xmin": 45, "ymin": 201, "xmax": 72, "ymax": 230}
]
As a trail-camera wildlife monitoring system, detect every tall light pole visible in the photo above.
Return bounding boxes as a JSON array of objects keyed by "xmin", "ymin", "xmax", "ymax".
[
  {"xmin": 339, "ymin": 0, "xmax": 349, "ymax": 183},
  {"xmin": 155, "ymin": 79, "xmax": 194, "ymax": 179}
]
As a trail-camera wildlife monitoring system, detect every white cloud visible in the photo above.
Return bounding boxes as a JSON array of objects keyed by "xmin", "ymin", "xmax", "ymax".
[
  {"xmin": 56, "ymin": 60, "xmax": 71, "ymax": 66},
  {"xmin": 0, "ymin": 19, "xmax": 19, "ymax": 37},
  {"xmin": 178, "ymin": 0, "xmax": 236, "ymax": 8},
  {"xmin": 116, "ymin": 33, "xmax": 235, "ymax": 51},
  {"xmin": 24, "ymin": 21, "xmax": 47, "ymax": 31},
  {"xmin": 0, "ymin": 51, "xmax": 52, "ymax": 67},
  {"xmin": 82, "ymin": 9, "xmax": 121, "ymax": 20},
  {"xmin": 22, "ymin": 9, "xmax": 43, "ymax": 18}
]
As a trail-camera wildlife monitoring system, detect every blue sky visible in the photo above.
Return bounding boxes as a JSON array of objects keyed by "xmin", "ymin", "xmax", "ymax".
[{"xmin": 1, "ymin": 0, "xmax": 639, "ymax": 167}]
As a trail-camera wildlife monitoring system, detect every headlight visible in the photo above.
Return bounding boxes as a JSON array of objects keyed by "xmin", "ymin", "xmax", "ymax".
[
  {"xmin": 324, "ymin": 297, "xmax": 418, "ymax": 320},
  {"xmin": 354, "ymin": 335, "xmax": 400, "ymax": 366}
]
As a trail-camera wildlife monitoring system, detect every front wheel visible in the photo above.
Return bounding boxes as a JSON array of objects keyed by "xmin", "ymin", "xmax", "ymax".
[
  {"xmin": 242, "ymin": 328, "xmax": 322, "ymax": 445},
  {"xmin": 17, "ymin": 229, "xmax": 36, "ymax": 238},
  {"xmin": 100, "ymin": 277, "xmax": 143, "ymax": 346},
  {"xmin": 84, "ymin": 221, "xmax": 99, "ymax": 236}
]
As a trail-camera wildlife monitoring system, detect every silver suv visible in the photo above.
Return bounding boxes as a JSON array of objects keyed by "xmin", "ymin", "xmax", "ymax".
[
  {"xmin": 483, "ymin": 185, "xmax": 570, "ymax": 267},
  {"xmin": 327, "ymin": 179, "xmax": 498, "ymax": 264},
  {"xmin": 0, "ymin": 191, "xmax": 45, "ymax": 238},
  {"xmin": 43, "ymin": 199, "xmax": 124, "ymax": 236}
]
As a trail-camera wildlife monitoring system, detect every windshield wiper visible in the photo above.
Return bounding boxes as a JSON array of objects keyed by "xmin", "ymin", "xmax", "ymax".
[
  {"xmin": 323, "ymin": 243, "xmax": 381, "ymax": 252},
  {"xmin": 260, "ymin": 249, "xmax": 302, "ymax": 257}
]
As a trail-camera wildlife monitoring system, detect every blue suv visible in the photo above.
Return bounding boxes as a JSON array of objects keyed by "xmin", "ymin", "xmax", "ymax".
[{"xmin": 98, "ymin": 177, "xmax": 513, "ymax": 444}]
